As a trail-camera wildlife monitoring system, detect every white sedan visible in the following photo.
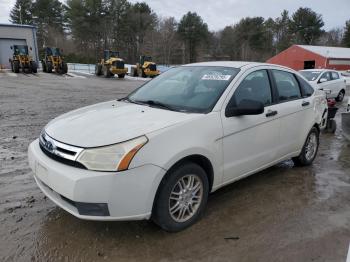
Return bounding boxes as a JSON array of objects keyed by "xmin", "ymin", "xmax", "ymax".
[
  {"xmin": 300, "ymin": 69, "xmax": 346, "ymax": 101},
  {"xmin": 28, "ymin": 62, "xmax": 327, "ymax": 232}
]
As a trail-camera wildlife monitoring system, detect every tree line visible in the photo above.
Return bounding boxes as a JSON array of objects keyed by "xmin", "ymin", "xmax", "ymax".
[{"xmin": 9, "ymin": 0, "xmax": 350, "ymax": 64}]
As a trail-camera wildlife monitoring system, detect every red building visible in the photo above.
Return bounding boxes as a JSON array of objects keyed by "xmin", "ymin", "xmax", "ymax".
[{"xmin": 267, "ymin": 45, "xmax": 350, "ymax": 71}]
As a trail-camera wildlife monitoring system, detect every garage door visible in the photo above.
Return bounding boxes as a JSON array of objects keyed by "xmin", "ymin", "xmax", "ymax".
[{"xmin": 0, "ymin": 39, "xmax": 27, "ymax": 68}]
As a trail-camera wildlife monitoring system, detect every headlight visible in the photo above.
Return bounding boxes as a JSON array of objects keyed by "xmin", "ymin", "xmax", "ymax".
[{"xmin": 76, "ymin": 136, "xmax": 148, "ymax": 172}]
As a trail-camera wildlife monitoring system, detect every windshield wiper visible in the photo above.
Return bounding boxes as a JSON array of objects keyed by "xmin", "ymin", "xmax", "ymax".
[{"xmin": 135, "ymin": 100, "xmax": 177, "ymax": 111}]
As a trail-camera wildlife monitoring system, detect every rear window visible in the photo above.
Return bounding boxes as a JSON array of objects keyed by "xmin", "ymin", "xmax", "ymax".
[
  {"xmin": 331, "ymin": 72, "xmax": 339, "ymax": 80},
  {"xmin": 297, "ymin": 75, "xmax": 314, "ymax": 97},
  {"xmin": 300, "ymin": 71, "xmax": 321, "ymax": 81}
]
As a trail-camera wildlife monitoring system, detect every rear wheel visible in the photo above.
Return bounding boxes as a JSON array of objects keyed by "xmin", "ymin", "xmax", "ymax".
[
  {"xmin": 103, "ymin": 66, "xmax": 112, "ymax": 78},
  {"xmin": 292, "ymin": 127, "xmax": 319, "ymax": 166},
  {"xmin": 336, "ymin": 90, "xmax": 345, "ymax": 102},
  {"xmin": 62, "ymin": 62, "xmax": 68, "ymax": 74},
  {"xmin": 46, "ymin": 61, "xmax": 53, "ymax": 73},
  {"xmin": 118, "ymin": 73, "xmax": 125, "ymax": 78},
  {"xmin": 152, "ymin": 162, "xmax": 209, "ymax": 232},
  {"xmin": 326, "ymin": 119, "xmax": 337, "ymax": 133},
  {"xmin": 13, "ymin": 61, "xmax": 20, "ymax": 73},
  {"xmin": 95, "ymin": 64, "xmax": 102, "ymax": 76},
  {"xmin": 30, "ymin": 61, "xmax": 37, "ymax": 73},
  {"xmin": 42, "ymin": 61, "xmax": 47, "ymax": 72}
]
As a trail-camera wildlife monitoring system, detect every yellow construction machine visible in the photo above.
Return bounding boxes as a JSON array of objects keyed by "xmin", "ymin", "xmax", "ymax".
[
  {"xmin": 9, "ymin": 45, "xmax": 37, "ymax": 73},
  {"xmin": 95, "ymin": 50, "xmax": 127, "ymax": 78},
  {"xmin": 42, "ymin": 47, "xmax": 68, "ymax": 74},
  {"xmin": 131, "ymin": 55, "xmax": 160, "ymax": 78}
]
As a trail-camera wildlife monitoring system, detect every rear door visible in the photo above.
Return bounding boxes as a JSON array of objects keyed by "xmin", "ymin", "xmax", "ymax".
[
  {"xmin": 318, "ymin": 71, "xmax": 336, "ymax": 98},
  {"xmin": 330, "ymin": 71, "xmax": 344, "ymax": 97},
  {"xmin": 271, "ymin": 69, "xmax": 314, "ymax": 157}
]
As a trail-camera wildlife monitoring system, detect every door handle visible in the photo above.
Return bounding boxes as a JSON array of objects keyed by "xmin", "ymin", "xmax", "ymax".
[
  {"xmin": 266, "ymin": 110, "xmax": 278, "ymax": 117},
  {"xmin": 302, "ymin": 101, "xmax": 310, "ymax": 107}
]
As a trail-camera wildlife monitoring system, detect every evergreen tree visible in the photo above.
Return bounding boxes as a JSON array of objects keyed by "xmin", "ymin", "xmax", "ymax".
[{"xmin": 9, "ymin": 0, "xmax": 34, "ymax": 25}]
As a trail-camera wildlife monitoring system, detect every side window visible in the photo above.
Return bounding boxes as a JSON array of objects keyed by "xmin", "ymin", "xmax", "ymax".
[
  {"xmin": 272, "ymin": 70, "xmax": 301, "ymax": 102},
  {"xmin": 320, "ymin": 72, "xmax": 331, "ymax": 81},
  {"xmin": 331, "ymin": 71, "xmax": 339, "ymax": 80},
  {"xmin": 231, "ymin": 70, "xmax": 272, "ymax": 106},
  {"xmin": 297, "ymin": 75, "xmax": 314, "ymax": 97}
]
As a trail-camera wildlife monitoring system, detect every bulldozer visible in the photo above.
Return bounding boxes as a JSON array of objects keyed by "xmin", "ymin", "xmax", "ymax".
[
  {"xmin": 42, "ymin": 47, "xmax": 68, "ymax": 74},
  {"xmin": 130, "ymin": 55, "xmax": 160, "ymax": 78},
  {"xmin": 95, "ymin": 50, "xmax": 127, "ymax": 78},
  {"xmin": 9, "ymin": 45, "xmax": 37, "ymax": 73}
]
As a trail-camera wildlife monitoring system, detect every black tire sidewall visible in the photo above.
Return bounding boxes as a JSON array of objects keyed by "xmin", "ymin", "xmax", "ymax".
[
  {"xmin": 152, "ymin": 162, "xmax": 209, "ymax": 232},
  {"xmin": 296, "ymin": 127, "xmax": 319, "ymax": 166}
]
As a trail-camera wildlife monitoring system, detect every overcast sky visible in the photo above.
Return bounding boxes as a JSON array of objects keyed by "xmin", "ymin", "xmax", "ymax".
[{"xmin": 1, "ymin": 0, "xmax": 349, "ymax": 31}]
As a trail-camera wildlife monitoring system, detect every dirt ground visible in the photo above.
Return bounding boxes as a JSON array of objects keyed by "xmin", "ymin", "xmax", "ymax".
[{"xmin": 0, "ymin": 70, "xmax": 349, "ymax": 262}]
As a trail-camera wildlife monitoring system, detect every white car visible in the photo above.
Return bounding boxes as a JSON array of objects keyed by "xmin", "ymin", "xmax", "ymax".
[
  {"xmin": 28, "ymin": 62, "xmax": 327, "ymax": 232},
  {"xmin": 340, "ymin": 71, "xmax": 350, "ymax": 88},
  {"xmin": 300, "ymin": 69, "xmax": 346, "ymax": 101}
]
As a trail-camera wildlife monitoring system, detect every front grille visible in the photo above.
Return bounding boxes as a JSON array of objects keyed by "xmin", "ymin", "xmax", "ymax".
[
  {"xmin": 149, "ymin": 64, "xmax": 157, "ymax": 71},
  {"xmin": 40, "ymin": 143, "xmax": 87, "ymax": 169},
  {"xmin": 39, "ymin": 132, "xmax": 86, "ymax": 169}
]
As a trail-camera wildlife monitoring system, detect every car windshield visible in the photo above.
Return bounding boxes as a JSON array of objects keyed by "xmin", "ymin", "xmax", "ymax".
[
  {"xmin": 300, "ymin": 71, "xmax": 322, "ymax": 81},
  {"xmin": 127, "ymin": 66, "xmax": 240, "ymax": 113}
]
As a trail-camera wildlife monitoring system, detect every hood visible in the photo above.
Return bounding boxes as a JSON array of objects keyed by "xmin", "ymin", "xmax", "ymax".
[{"xmin": 45, "ymin": 101, "xmax": 199, "ymax": 147}]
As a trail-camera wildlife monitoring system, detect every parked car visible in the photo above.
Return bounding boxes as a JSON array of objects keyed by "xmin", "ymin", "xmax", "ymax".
[
  {"xmin": 340, "ymin": 71, "xmax": 350, "ymax": 88},
  {"xmin": 28, "ymin": 62, "xmax": 328, "ymax": 232},
  {"xmin": 299, "ymin": 69, "xmax": 346, "ymax": 102}
]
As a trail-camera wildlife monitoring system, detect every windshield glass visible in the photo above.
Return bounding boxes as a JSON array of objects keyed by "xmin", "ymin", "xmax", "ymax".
[
  {"xmin": 128, "ymin": 66, "xmax": 240, "ymax": 113},
  {"xmin": 14, "ymin": 45, "xmax": 28, "ymax": 55},
  {"xmin": 300, "ymin": 71, "xmax": 322, "ymax": 81},
  {"xmin": 52, "ymin": 48, "xmax": 61, "ymax": 56}
]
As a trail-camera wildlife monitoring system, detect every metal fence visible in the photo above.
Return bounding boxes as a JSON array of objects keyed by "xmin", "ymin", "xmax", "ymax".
[{"xmin": 67, "ymin": 63, "xmax": 95, "ymax": 74}]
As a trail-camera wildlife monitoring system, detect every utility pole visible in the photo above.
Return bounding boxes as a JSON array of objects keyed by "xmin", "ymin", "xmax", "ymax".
[{"xmin": 19, "ymin": 5, "xmax": 23, "ymax": 24}]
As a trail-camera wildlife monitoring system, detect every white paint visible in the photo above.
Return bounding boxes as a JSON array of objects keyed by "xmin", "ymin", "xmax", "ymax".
[
  {"xmin": 65, "ymin": 72, "xmax": 86, "ymax": 79},
  {"xmin": 28, "ymin": 62, "xmax": 328, "ymax": 223}
]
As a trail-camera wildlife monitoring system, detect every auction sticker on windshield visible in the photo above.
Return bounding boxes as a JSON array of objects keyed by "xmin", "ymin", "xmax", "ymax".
[{"xmin": 202, "ymin": 74, "xmax": 231, "ymax": 81}]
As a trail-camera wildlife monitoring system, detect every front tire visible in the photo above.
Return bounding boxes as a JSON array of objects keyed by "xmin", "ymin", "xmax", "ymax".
[
  {"xmin": 336, "ymin": 90, "xmax": 345, "ymax": 102},
  {"xmin": 292, "ymin": 127, "xmax": 319, "ymax": 166},
  {"xmin": 152, "ymin": 162, "xmax": 209, "ymax": 232}
]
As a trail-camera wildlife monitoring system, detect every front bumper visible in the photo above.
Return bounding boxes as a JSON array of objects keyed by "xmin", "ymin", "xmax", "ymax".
[
  {"xmin": 144, "ymin": 69, "xmax": 160, "ymax": 76},
  {"xmin": 28, "ymin": 139, "xmax": 166, "ymax": 221},
  {"xmin": 110, "ymin": 67, "xmax": 128, "ymax": 75}
]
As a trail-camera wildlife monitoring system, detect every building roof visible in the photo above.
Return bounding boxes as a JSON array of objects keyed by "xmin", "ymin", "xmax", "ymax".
[
  {"xmin": 0, "ymin": 23, "xmax": 36, "ymax": 29},
  {"xmin": 297, "ymin": 45, "xmax": 350, "ymax": 59}
]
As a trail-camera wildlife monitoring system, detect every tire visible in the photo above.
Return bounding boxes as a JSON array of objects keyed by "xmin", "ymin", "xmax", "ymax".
[
  {"xmin": 152, "ymin": 162, "xmax": 209, "ymax": 232},
  {"xmin": 10, "ymin": 61, "xmax": 14, "ymax": 72},
  {"xmin": 118, "ymin": 73, "xmax": 125, "ymax": 78},
  {"xmin": 30, "ymin": 61, "xmax": 37, "ymax": 73},
  {"xmin": 42, "ymin": 61, "xmax": 47, "ymax": 72},
  {"xmin": 292, "ymin": 127, "xmax": 319, "ymax": 166},
  {"xmin": 47, "ymin": 62, "xmax": 53, "ymax": 73},
  {"xmin": 142, "ymin": 69, "xmax": 146, "ymax": 78},
  {"xmin": 13, "ymin": 61, "xmax": 20, "ymax": 73},
  {"xmin": 326, "ymin": 119, "xmax": 337, "ymax": 133},
  {"xmin": 62, "ymin": 62, "xmax": 68, "ymax": 74},
  {"xmin": 336, "ymin": 90, "xmax": 345, "ymax": 102},
  {"xmin": 103, "ymin": 66, "xmax": 112, "ymax": 78},
  {"xmin": 95, "ymin": 64, "xmax": 102, "ymax": 76}
]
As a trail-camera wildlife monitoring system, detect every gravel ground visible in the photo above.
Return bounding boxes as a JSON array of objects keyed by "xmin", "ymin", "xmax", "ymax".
[{"xmin": 0, "ymin": 70, "xmax": 349, "ymax": 262}]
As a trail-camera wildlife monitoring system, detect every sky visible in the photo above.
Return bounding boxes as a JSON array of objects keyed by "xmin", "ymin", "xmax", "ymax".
[{"xmin": 1, "ymin": 0, "xmax": 349, "ymax": 31}]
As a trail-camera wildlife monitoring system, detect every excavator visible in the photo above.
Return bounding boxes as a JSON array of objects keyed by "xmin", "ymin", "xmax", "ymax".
[
  {"xmin": 9, "ymin": 45, "xmax": 37, "ymax": 73},
  {"xmin": 95, "ymin": 50, "xmax": 128, "ymax": 78},
  {"xmin": 131, "ymin": 55, "xmax": 160, "ymax": 78},
  {"xmin": 42, "ymin": 47, "xmax": 68, "ymax": 74}
]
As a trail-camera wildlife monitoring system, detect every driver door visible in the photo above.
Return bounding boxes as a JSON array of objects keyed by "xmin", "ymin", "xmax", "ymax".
[{"xmin": 221, "ymin": 69, "xmax": 280, "ymax": 183}]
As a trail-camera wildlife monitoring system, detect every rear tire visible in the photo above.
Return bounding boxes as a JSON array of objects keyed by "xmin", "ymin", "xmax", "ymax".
[
  {"xmin": 336, "ymin": 90, "xmax": 345, "ymax": 102},
  {"xmin": 152, "ymin": 162, "xmax": 209, "ymax": 232},
  {"xmin": 292, "ymin": 127, "xmax": 319, "ymax": 166},
  {"xmin": 95, "ymin": 64, "xmax": 102, "ymax": 76},
  {"xmin": 42, "ymin": 61, "xmax": 47, "ymax": 72},
  {"xmin": 13, "ymin": 61, "xmax": 20, "ymax": 73},
  {"xmin": 62, "ymin": 62, "xmax": 68, "ymax": 74},
  {"xmin": 47, "ymin": 62, "xmax": 53, "ymax": 73},
  {"xmin": 103, "ymin": 66, "xmax": 112, "ymax": 78},
  {"xmin": 30, "ymin": 61, "xmax": 37, "ymax": 73},
  {"xmin": 326, "ymin": 119, "xmax": 337, "ymax": 133},
  {"xmin": 118, "ymin": 74, "xmax": 125, "ymax": 78}
]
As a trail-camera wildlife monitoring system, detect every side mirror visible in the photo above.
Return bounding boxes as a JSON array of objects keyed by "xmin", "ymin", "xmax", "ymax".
[
  {"xmin": 30, "ymin": 47, "xmax": 32, "ymax": 51},
  {"xmin": 10, "ymin": 46, "xmax": 13, "ymax": 50},
  {"xmin": 225, "ymin": 99, "xmax": 264, "ymax": 117},
  {"xmin": 319, "ymin": 78, "xmax": 327, "ymax": 83}
]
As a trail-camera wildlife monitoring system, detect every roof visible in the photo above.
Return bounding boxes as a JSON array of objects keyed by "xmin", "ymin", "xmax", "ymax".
[
  {"xmin": 297, "ymin": 45, "xmax": 350, "ymax": 59},
  {"xmin": 0, "ymin": 23, "xmax": 36, "ymax": 29},
  {"xmin": 184, "ymin": 61, "xmax": 264, "ymax": 68}
]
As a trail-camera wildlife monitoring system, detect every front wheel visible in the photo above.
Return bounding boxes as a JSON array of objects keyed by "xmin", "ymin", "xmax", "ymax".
[
  {"xmin": 118, "ymin": 73, "xmax": 125, "ymax": 78},
  {"xmin": 292, "ymin": 127, "xmax": 319, "ymax": 166},
  {"xmin": 152, "ymin": 162, "xmax": 209, "ymax": 232},
  {"xmin": 336, "ymin": 90, "xmax": 345, "ymax": 102},
  {"xmin": 30, "ymin": 61, "xmax": 37, "ymax": 73}
]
